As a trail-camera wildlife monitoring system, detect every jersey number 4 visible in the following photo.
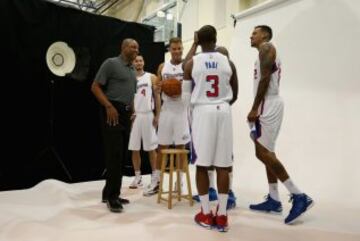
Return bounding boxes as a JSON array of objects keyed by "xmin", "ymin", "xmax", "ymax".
[
  {"xmin": 206, "ymin": 75, "xmax": 219, "ymax": 97},
  {"xmin": 141, "ymin": 89, "xmax": 146, "ymax": 96}
]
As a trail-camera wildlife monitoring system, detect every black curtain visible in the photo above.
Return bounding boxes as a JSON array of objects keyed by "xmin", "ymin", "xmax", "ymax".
[{"xmin": 0, "ymin": 0, "xmax": 165, "ymax": 190}]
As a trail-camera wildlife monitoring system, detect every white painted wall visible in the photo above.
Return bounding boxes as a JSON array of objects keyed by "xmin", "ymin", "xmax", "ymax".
[
  {"xmin": 230, "ymin": 0, "xmax": 360, "ymax": 206},
  {"xmin": 172, "ymin": 0, "xmax": 241, "ymax": 61}
]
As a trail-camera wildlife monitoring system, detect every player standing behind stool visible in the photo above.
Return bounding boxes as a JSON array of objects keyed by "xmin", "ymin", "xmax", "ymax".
[
  {"xmin": 183, "ymin": 25, "xmax": 238, "ymax": 232},
  {"xmin": 247, "ymin": 25, "xmax": 313, "ymax": 224},
  {"xmin": 128, "ymin": 54, "xmax": 161, "ymax": 189},
  {"xmin": 143, "ymin": 37, "xmax": 198, "ymax": 196}
]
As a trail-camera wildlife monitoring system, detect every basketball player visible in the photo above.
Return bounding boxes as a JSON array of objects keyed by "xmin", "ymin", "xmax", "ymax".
[
  {"xmin": 143, "ymin": 36, "xmax": 198, "ymax": 196},
  {"xmin": 248, "ymin": 25, "xmax": 313, "ymax": 224},
  {"xmin": 192, "ymin": 46, "xmax": 238, "ymax": 210},
  {"xmin": 183, "ymin": 25, "xmax": 238, "ymax": 232},
  {"xmin": 128, "ymin": 54, "xmax": 161, "ymax": 189}
]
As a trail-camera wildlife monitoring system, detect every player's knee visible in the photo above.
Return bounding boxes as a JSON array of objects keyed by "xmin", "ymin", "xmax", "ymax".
[{"xmin": 255, "ymin": 149, "xmax": 267, "ymax": 161}]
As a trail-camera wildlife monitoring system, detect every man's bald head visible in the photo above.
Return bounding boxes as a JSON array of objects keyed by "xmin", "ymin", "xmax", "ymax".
[
  {"xmin": 121, "ymin": 38, "xmax": 136, "ymax": 50},
  {"xmin": 120, "ymin": 38, "xmax": 139, "ymax": 63}
]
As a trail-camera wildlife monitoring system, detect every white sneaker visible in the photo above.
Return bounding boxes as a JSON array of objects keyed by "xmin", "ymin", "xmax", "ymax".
[
  {"xmin": 129, "ymin": 176, "xmax": 143, "ymax": 189},
  {"xmin": 143, "ymin": 177, "xmax": 160, "ymax": 196}
]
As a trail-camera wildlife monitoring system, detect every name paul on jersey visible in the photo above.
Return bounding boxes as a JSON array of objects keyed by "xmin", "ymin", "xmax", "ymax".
[{"xmin": 205, "ymin": 61, "xmax": 218, "ymax": 69}]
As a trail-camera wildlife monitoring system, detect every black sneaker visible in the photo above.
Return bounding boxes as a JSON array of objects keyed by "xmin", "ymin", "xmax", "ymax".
[
  {"xmin": 102, "ymin": 197, "xmax": 130, "ymax": 205},
  {"xmin": 106, "ymin": 198, "xmax": 123, "ymax": 213}
]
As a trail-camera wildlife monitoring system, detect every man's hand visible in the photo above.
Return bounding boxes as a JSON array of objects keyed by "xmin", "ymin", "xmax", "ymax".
[
  {"xmin": 247, "ymin": 109, "xmax": 259, "ymax": 122},
  {"xmin": 194, "ymin": 31, "xmax": 199, "ymax": 45},
  {"xmin": 130, "ymin": 113, "xmax": 136, "ymax": 121},
  {"xmin": 106, "ymin": 105, "xmax": 119, "ymax": 126},
  {"xmin": 153, "ymin": 115, "xmax": 159, "ymax": 128}
]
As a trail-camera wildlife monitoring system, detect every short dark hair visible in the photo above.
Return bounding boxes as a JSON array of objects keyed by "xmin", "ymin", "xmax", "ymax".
[
  {"xmin": 169, "ymin": 37, "xmax": 182, "ymax": 45},
  {"xmin": 197, "ymin": 25, "xmax": 217, "ymax": 45},
  {"xmin": 255, "ymin": 25, "xmax": 273, "ymax": 41}
]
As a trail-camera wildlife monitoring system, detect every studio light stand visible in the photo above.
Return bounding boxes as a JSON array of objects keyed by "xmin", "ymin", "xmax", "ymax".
[{"xmin": 37, "ymin": 41, "xmax": 78, "ymax": 181}]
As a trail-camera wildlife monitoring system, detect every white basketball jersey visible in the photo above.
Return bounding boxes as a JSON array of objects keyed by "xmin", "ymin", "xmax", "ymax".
[
  {"xmin": 254, "ymin": 56, "xmax": 281, "ymax": 97},
  {"xmin": 191, "ymin": 52, "xmax": 233, "ymax": 105},
  {"xmin": 134, "ymin": 72, "xmax": 154, "ymax": 113},
  {"xmin": 161, "ymin": 60, "xmax": 184, "ymax": 106}
]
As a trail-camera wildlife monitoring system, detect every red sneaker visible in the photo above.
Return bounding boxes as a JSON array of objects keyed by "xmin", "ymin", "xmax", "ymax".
[
  {"xmin": 194, "ymin": 210, "xmax": 214, "ymax": 229},
  {"xmin": 214, "ymin": 214, "xmax": 229, "ymax": 232}
]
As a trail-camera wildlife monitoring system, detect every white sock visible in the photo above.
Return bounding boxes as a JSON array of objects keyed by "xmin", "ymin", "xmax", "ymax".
[
  {"xmin": 135, "ymin": 171, "xmax": 141, "ymax": 178},
  {"xmin": 283, "ymin": 178, "xmax": 302, "ymax": 194},
  {"xmin": 218, "ymin": 193, "xmax": 228, "ymax": 216},
  {"xmin": 208, "ymin": 170, "xmax": 215, "ymax": 189},
  {"xmin": 152, "ymin": 170, "xmax": 160, "ymax": 184},
  {"xmin": 155, "ymin": 170, "xmax": 161, "ymax": 179},
  {"xmin": 179, "ymin": 171, "xmax": 184, "ymax": 185},
  {"xmin": 229, "ymin": 171, "xmax": 233, "ymax": 191},
  {"xmin": 199, "ymin": 195, "xmax": 210, "ymax": 214},
  {"xmin": 269, "ymin": 183, "xmax": 280, "ymax": 201}
]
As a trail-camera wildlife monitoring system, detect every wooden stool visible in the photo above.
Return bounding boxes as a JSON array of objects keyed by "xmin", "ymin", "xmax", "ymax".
[{"xmin": 157, "ymin": 148, "xmax": 194, "ymax": 209}]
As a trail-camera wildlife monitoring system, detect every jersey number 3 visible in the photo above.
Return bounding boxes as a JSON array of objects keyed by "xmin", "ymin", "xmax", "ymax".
[{"xmin": 206, "ymin": 75, "xmax": 219, "ymax": 97}]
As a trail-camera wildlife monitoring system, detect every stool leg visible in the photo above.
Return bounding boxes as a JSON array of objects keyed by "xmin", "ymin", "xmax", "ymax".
[
  {"xmin": 184, "ymin": 155, "xmax": 194, "ymax": 206},
  {"xmin": 176, "ymin": 153, "xmax": 181, "ymax": 201},
  {"xmin": 168, "ymin": 154, "xmax": 174, "ymax": 209},
  {"xmin": 157, "ymin": 153, "xmax": 167, "ymax": 204}
]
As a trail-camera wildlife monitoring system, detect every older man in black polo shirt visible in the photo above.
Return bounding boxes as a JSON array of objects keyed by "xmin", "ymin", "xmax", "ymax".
[{"xmin": 91, "ymin": 38, "xmax": 139, "ymax": 213}]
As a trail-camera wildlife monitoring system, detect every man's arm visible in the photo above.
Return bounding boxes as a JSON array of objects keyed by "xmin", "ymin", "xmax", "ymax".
[
  {"xmin": 91, "ymin": 81, "xmax": 112, "ymax": 109},
  {"xmin": 151, "ymin": 74, "xmax": 161, "ymax": 127},
  {"xmin": 155, "ymin": 62, "xmax": 164, "ymax": 95},
  {"xmin": 229, "ymin": 60, "xmax": 238, "ymax": 105},
  {"xmin": 91, "ymin": 81, "xmax": 119, "ymax": 126},
  {"xmin": 182, "ymin": 32, "xmax": 199, "ymax": 69},
  {"xmin": 251, "ymin": 43, "xmax": 276, "ymax": 111},
  {"xmin": 247, "ymin": 43, "xmax": 276, "ymax": 122},
  {"xmin": 182, "ymin": 59, "xmax": 193, "ymax": 105}
]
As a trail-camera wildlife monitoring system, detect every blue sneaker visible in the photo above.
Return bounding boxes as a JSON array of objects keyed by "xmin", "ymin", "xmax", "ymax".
[
  {"xmin": 226, "ymin": 189, "xmax": 237, "ymax": 210},
  {"xmin": 285, "ymin": 193, "xmax": 314, "ymax": 224},
  {"xmin": 192, "ymin": 187, "xmax": 218, "ymax": 202},
  {"xmin": 209, "ymin": 187, "xmax": 218, "ymax": 201},
  {"xmin": 249, "ymin": 194, "xmax": 283, "ymax": 213}
]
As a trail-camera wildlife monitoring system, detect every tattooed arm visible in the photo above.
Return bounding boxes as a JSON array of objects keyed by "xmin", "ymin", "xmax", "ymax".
[{"xmin": 247, "ymin": 43, "xmax": 276, "ymax": 122}]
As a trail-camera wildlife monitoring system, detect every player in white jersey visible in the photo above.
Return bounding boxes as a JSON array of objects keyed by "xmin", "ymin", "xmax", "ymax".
[
  {"xmin": 191, "ymin": 46, "xmax": 238, "ymax": 210},
  {"xmin": 247, "ymin": 25, "xmax": 313, "ymax": 224},
  {"xmin": 183, "ymin": 25, "xmax": 238, "ymax": 232},
  {"xmin": 128, "ymin": 55, "xmax": 161, "ymax": 189},
  {"xmin": 143, "ymin": 37, "xmax": 199, "ymax": 196}
]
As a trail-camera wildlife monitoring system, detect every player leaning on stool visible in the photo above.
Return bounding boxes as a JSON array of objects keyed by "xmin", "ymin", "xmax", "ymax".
[
  {"xmin": 143, "ymin": 37, "xmax": 198, "ymax": 196},
  {"xmin": 247, "ymin": 25, "xmax": 313, "ymax": 224},
  {"xmin": 183, "ymin": 25, "xmax": 238, "ymax": 232}
]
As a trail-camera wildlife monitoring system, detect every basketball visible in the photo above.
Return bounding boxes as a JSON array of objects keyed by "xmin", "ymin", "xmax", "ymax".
[{"xmin": 161, "ymin": 78, "xmax": 182, "ymax": 97}]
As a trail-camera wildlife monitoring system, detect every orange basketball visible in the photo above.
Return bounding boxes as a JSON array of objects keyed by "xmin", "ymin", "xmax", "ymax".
[{"xmin": 161, "ymin": 78, "xmax": 182, "ymax": 97}]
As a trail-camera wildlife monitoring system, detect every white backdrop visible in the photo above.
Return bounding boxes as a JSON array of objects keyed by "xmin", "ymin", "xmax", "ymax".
[{"xmin": 229, "ymin": 0, "xmax": 360, "ymax": 206}]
